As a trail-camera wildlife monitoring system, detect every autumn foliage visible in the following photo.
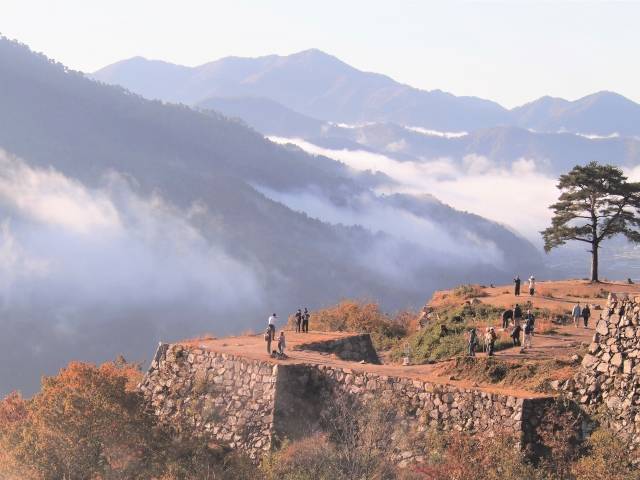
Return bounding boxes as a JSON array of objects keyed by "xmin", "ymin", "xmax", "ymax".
[
  {"xmin": 0, "ymin": 360, "xmax": 256, "ymax": 480},
  {"xmin": 296, "ymin": 300, "xmax": 411, "ymax": 349}
]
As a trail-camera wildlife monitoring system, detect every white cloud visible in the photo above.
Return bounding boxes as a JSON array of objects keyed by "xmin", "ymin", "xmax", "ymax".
[
  {"xmin": 404, "ymin": 126, "xmax": 468, "ymax": 138},
  {"xmin": 268, "ymin": 136, "xmax": 558, "ymax": 242},
  {"xmin": 0, "ymin": 153, "xmax": 120, "ymax": 234},
  {"xmin": 0, "ymin": 150, "xmax": 262, "ymax": 314}
]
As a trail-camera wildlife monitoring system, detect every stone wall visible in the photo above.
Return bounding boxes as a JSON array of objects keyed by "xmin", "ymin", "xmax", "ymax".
[
  {"xmin": 295, "ymin": 333, "xmax": 380, "ymax": 363},
  {"xmin": 139, "ymin": 343, "xmax": 278, "ymax": 459},
  {"xmin": 140, "ymin": 341, "xmax": 555, "ymax": 463},
  {"xmin": 274, "ymin": 363, "xmax": 551, "ymax": 464},
  {"xmin": 565, "ymin": 294, "xmax": 640, "ymax": 445}
]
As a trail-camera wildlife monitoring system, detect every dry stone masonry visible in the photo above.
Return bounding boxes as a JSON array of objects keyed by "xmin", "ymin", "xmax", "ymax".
[
  {"xmin": 294, "ymin": 333, "xmax": 380, "ymax": 363},
  {"xmin": 140, "ymin": 335, "xmax": 556, "ymax": 463},
  {"xmin": 139, "ymin": 343, "xmax": 278, "ymax": 459},
  {"xmin": 565, "ymin": 293, "xmax": 640, "ymax": 445}
]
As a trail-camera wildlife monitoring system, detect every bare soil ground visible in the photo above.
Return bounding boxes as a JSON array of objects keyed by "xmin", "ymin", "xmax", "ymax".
[
  {"xmin": 183, "ymin": 331, "xmax": 546, "ymax": 398},
  {"xmin": 430, "ymin": 279, "xmax": 640, "ymax": 361},
  {"xmin": 180, "ymin": 280, "xmax": 640, "ymax": 397}
]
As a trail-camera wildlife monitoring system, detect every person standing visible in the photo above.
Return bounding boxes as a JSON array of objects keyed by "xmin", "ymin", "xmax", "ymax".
[
  {"xmin": 294, "ymin": 309, "xmax": 302, "ymax": 333},
  {"xmin": 513, "ymin": 304, "xmax": 523, "ymax": 326},
  {"xmin": 265, "ymin": 327, "xmax": 272, "ymax": 354},
  {"xmin": 278, "ymin": 331, "xmax": 286, "ymax": 355},
  {"xmin": 528, "ymin": 276, "xmax": 536, "ymax": 296},
  {"xmin": 514, "ymin": 276, "xmax": 521, "ymax": 296},
  {"xmin": 523, "ymin": 316, "xmax": 534, "ymax": 349},
  {"xmin": 268, "ymin": 313, "xmax": 277, "ymax": 341},
  {"xmin": 525, "ymin": 310, "xmax": 535, "ymax": 335},
  {"xmin": 487, "ymin": 327, "xmax": 497, "ymax": 356},
  {"xmin": 582, "ymin": 304, "xmax": 591, "ymax": 328},
  {"xmin": 302, "ymin": 307, "xmax": 310, "ymax": 333},
  {"xmin": 511, "ymin": 324, "xmax": 522, "ymax": 346},
  {"xmin": 501, "ymin": 308, "xmax": 513, "ymax": 329},
  {"xmin": 572, "ymin": 303, "xmax": 582, "ymax": 328},
  {"xmin": 468, "ymin": 328, "xmax": 478, "ymax": 357}
]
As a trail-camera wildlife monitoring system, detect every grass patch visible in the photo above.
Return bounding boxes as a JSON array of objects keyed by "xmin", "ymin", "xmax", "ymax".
[
  {"xmin": 389, "ymin": 303, "xmax": 506, "ymax": 363},
  {"xmin": 453, "ymin": 284, "xmax": 488, "ymax": 299},
  {"xmin": 442, "ymin": 356, "xmax": 574, "ymax": 392}
]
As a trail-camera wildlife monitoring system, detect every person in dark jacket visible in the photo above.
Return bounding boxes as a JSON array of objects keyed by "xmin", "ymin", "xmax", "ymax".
[
  {"xmin": 302, "ymin": 308, "xmax": 310, "ymax": 333},
  {"xmin": 523, "ymin": 317, "xmax": 534, "ymax": 349},
  {"xmin": 514, "ymin": 276, "xmax": 521, "ymax": 296},
  {"xmin": 524, "ymin": 310, "xmax": 535, "ymax": 335},
  {"xmin": 487, "ymin": 327, "xmax": 497, "ymax": 356},
  {"xmin": 511, "ymin": 324, "xmax": 522, "ymax": 346},
  {"xmin": 468, "ymin": 328, "xmax": 478, "ymax": 356},
  {"xmin": 582, "ymin": 304, "xmax": 591, "ymax": 328},
  {"xmin": 513, "ymin": 304, "xmax": 523, "ymax": 326},
  {"xmin": 502, "ymin": 308, "xmax": 513, "ymax": 329},
  {"xmin": 294, "ymin": 309, "xmax": 302, "ymax": 333}
]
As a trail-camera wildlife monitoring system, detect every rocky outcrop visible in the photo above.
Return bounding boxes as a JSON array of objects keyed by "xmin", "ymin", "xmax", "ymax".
[
  {"xmin": 564, "ymin": 294, "xmax": 640, "ymax": 446},
  {"xmin": 295, "ymin": 334, "xmax": 380, "ymax": 363}
]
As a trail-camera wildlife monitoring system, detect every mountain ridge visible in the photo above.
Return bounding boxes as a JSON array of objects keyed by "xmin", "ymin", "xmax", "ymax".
[{"xmin": 93, "ymin": 50, "xmax": 640, "ymax": 136}]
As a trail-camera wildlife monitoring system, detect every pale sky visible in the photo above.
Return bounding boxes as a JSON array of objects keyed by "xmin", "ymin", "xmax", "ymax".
[{"xmin": 1, "ymin": 0, "xmax": 639, "ymax": 108}]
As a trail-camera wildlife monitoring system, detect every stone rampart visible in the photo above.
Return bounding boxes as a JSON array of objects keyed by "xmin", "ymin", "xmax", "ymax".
[
  {"xmin": 565, "ymin": 294, "xmax": 640, "ymax": 445},
  {"xmin": 294, "ymin": 333, "xmax": 380, "ymax": 363},
  {"xmin": 140, "ymin": 336, "xmax": 556, "ymax": 463},
  {"xmin": 139, "ymin": 343, "xmax": 278, "ymax": 459}
]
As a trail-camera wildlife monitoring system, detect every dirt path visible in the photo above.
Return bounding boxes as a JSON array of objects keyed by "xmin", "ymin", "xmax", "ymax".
[
  {"xmin": 430, "ymin": 279, "xmax": 640, "ymax": 361},
  {"xmin": 182, "ymin": 331, "xmax": 547, "ymax": 398}
]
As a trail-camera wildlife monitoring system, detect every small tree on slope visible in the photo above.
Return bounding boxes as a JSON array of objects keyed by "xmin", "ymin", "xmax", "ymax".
[{"xmin": 542, "ymin": 161, "xmax": 640, "ymax": 282}]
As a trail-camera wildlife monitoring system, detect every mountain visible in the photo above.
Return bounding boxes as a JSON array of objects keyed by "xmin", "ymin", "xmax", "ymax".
[
  {"xmin": 198, "ymin": 96, "xmax": 326, "ymax": 138},
  {"xmin": 0, "ymin": 37, "xmax": 541, "ymax": 395},
  {"xmin": 321, "ymin": 123, "xmax": 640, "ymax": 174},
  {"xmin": 512, "ymin": 91, "xmax": 640, "ymax": 137},
  {"xmin": 93, "ymin": 49, "xmax": 511, "ymax": 132},
  {"xmin": 94, "ymin": 50, "xmax": 640, "ymax": 138}
]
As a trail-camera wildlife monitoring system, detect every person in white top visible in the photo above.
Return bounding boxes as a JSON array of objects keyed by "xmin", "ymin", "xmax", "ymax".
[
  {"xmin": 268, "ymin": 313, "xmax": 277, "ymax": 340},
  {"xmin": 528, "ymin": 276, "xmax": 536, "ymax": 296}
]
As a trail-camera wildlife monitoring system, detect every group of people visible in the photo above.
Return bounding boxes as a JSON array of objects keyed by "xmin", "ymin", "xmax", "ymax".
[
  {"xmin": 264, "ymin": 308, "xmax": 312, "ymax": 358},
  {"xmin": 503, "ymin": 305, "xmax": 535, "ymax": 349},
  {"xmin": 265, "ymin": 313, "xmax": 287, "ymax": 357},
  {"xmin": 513, "ymin": 275, "xmax": 536, "ymax": 296},
  {"xmin": 294, "ymin": 308, "xmax": 310, "ymax": 333},
  {"xmin": 468, "ymin": 303, "xmax": 537, "ymax": 357},
  {"xmin": 571, "ymin": 302, "xmax": 591, "ymax": 328},
  {"xmin": 467, "ymin": 327, "xmax": 498, "ymax": 356}
]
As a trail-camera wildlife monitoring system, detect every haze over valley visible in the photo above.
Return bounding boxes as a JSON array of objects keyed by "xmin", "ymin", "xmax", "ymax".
[{"xmin": 1, "ymin": 11, "xmax": 640, "ymax": 396}]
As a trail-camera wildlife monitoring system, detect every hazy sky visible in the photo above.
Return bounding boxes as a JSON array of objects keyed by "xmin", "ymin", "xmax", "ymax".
[{"xmin": 1, "ymin": 0, "xmax": 639, "ymax": 107}]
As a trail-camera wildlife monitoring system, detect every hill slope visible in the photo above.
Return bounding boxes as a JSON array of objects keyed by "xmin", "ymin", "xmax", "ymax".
[{"xmin": 0, "ymin": 37, "xmax": 542, "ymax": 395}]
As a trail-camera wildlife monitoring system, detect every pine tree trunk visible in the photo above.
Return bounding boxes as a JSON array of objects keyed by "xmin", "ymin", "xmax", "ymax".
[{"xmin": 591, "ymin": 243, "xmax": 599, "ymax": 282}]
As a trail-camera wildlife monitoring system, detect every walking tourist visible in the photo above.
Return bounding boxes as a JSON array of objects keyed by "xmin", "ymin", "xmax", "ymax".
[
  {"xmin": 514, "ymin": 275, "xmax": 521, "ymax": 296},
  {"xmin": 572, "ymin": 303, "xmax": 582, "ymax": 327},
  {"xmin": 582, "ymin": 304, "xmax": 591, "ymax": 328},
  {"xmin": 523, "ymin": 316, "xmax": 534, "ymax": 349},
  {"xmin": 511, "ymin": 324, "xmax": 522, "ymax": 346},
  {"xmin": 528, "ymin": 276, "xmax": 536, "ymax": 296}
]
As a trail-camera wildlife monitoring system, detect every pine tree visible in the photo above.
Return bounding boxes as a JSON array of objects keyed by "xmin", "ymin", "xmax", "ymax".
[{"xmin": 542, "ymin": 162, "xmax": 640, "ymax": 282}]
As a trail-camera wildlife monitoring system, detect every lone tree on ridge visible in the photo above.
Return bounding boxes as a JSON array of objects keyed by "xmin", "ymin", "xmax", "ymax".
[{"xmin": 542, "ymin": 161, "xmax": 640, "ymax": 282}]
